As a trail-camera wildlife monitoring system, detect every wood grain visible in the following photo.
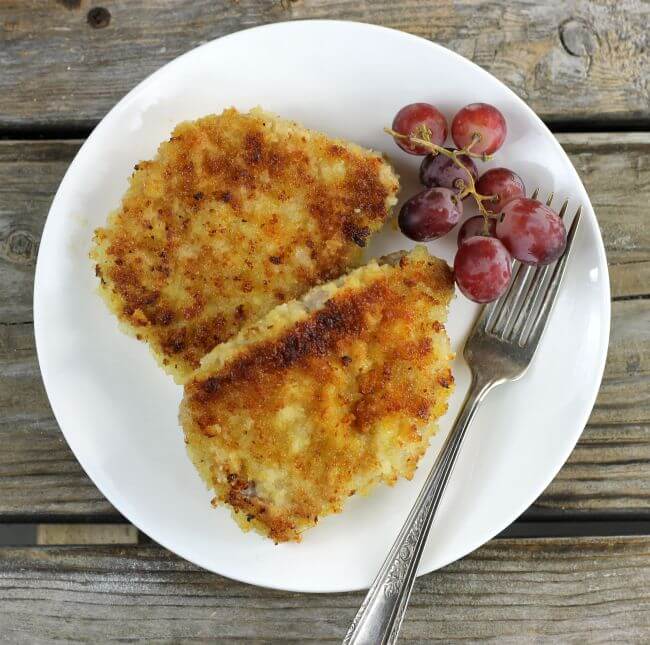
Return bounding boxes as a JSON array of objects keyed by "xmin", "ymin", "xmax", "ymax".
[
  {"xmin": 558, "ymin": 133, "xmax": 650, "ymax": 270},
  {"xmin": 0, "ymin": 0, "xmax": 649, "ymax": 130},
  {"xmin": 0, "ymin": 321, "xmax": 118, "ymax": 519},
  {"xmin": 3, "ymin": 297, "xmax": 643, "ymax": 520},
  {"xmin": 0, "ymin": 133, "xmax": 647, "ymax": 323},
  {"xmin": 0, "ymin": 538, "xmax": 649, "ymax": 641},
  {"xmin": 0, "ymin": 141, "xmax": 79, "ymax": 324},
  {"xmin": 0, "ymin": 133, "xmax": 648, "ymax": 520},
  {"xmin": 36, "ymin": 523, "xmax": 138, "ymax": 545}
]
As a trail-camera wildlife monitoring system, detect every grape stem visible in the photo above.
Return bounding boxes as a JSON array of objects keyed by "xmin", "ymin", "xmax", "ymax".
[{"xmin": 385, "ymin": 127, "xmax": 497, "ymax": 234}]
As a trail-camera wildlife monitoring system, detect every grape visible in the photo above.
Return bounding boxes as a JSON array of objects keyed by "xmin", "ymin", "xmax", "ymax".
[
  {"xmin": 392, "ymin": 103, "xmax": 448, "ymax": 155},
  {"xmin": 454, "ymin": 236, "xmax": 512, "ymax": 303},
  {"xmin": 419, "ymin": 149, "xmax": 478, "ymax": 196},
  {"xmin": 496, "ymin": 197, "xmax": 566, "ymax": 265},
  {"xmin": 451, "ymin": 103, "xmax": 507, "ymax": 155},
  {"xmin": 475, "ymin": 167, "xmax": 526, "ymax": 214},
  {"xmin": 398, "ymin": 187, "xmax": 463, "ymax": 241},
  {"xmin": 457, "ymin": 215, "xmax": 496, "ymax": 247}
]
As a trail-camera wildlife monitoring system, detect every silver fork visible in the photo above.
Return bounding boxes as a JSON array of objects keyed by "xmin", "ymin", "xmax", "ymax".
[{"xmin": 344, "ymin": 192, "xmax": 582, "ymax": 645}]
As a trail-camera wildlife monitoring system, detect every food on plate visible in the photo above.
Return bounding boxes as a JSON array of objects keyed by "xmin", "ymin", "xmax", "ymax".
[
  {"xmin": 454, "ymin": 236, "xmax": 512, "ymax": 303},
  {"xmin": 391, "ymin": 103, "xmax": 448, "ymax": 154},
  {"xmin": 91, "ymin": 108, "xmax": 399, "ymax": 381},
  {"xmin": 389, "ymin": 101, "xmax": 566, "ymax": 303},
  {"xmin": 398, "ymin": 187, "xmax": 463, "ymax": 242},
  {"xmin": 457, "ymin": 215, "xmax": 496, "ymax": 247},
  {"xmin": 179, "ymin": 246, "xmax": 454, "ymax": 543},
  {"xmin": 496, "ymin": 197, "xmax": 567, "ymax": 265},
  {"xmin": 419, "ymin": 148, "xmax": 478, "ymax": 196},
  {"xmin": 451, "ymin": 102, "xmax": 507, "ymax": 155},
  {"xmin": 475, "ymin": 167, "xmax": 525, "ymax": 214}
]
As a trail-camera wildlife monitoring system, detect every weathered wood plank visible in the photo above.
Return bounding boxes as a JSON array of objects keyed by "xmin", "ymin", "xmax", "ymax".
[
  {"xmin": 0, "ymin": 133, "xmax": 647, "ymax": 325},
  {"xmin": 0, "ymin": 0, "xmax": 649, "ymax": 130},
  {"xmin": 0, "ymin": 140, "xmax": 80, "ymax": 324},
  {"xmin": 610, "ymin": 261, "xmax": 650, "ymax": 300},
  {"xmin": 0, "ymin": 300, "xmax": 647, "ymax": 519},
  {"xmin": 36, "ymin": 523, "xmax": 138, "ymax": 545},
  {"xmin": 0, "ymin": 538, "xmax": 649, "ymax": 642},
  {"xmin": 558, "ymin": 133, "xmax": 650, "ymax": 269},
  {"xmin": 0, "ymin": 320, "xmax": 117, "ymax": 519},
  {"xmin": 0, "ymin": 133, "xmax": 648, "ymax": 519}
]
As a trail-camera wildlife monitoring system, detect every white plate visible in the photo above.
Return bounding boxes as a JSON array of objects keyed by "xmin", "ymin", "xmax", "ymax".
[{"xmin": 34, "ymin": 20, "xmax": 610, "ymax": 593}]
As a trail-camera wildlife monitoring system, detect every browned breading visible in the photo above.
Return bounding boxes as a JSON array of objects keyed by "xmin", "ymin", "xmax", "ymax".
[
  {"xmin": 180, "ymin": 246, "xmax": 455, "ymax": 542},
  {"xmin": 91, "ymin": 108, "xmax": 399, "ymax": 381}
]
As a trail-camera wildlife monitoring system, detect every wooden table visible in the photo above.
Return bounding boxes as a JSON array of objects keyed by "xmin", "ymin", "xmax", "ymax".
[{"xmin": 1, "ymin": 1, "xmax": 649, "ymax": 641}]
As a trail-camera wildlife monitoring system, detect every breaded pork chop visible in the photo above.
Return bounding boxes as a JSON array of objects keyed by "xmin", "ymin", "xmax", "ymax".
[
  {"xmin": 180, "ymin": 246, "xmax": 455, "ymax": 542},
  {"xmin": 91, "ymin": 108, "xmax": 399, "ymax": 381}
]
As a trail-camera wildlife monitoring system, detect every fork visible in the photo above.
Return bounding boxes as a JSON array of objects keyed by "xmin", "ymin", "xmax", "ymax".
[{"xmin": 344, "ymin": 192, "xmax": 582, "ymax": 645}]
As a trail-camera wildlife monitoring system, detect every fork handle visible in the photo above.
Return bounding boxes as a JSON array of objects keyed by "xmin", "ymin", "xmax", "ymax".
[{"xmin": 343, "ymin": 374, "xmax": 495, "ymax": 645}]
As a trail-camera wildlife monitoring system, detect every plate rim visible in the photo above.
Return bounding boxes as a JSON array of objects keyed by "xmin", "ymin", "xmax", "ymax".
[{"xmin": 33, "ymin": 19, "xmax": 611, "ymax": 593}]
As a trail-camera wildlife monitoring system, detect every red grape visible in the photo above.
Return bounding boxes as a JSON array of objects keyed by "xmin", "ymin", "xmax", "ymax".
[
  {"xmin": 392, "ymin": 103, "xmax": 448, "ymax": 155},
  {"xmin": 475, "ymin": 167, "xmax": 526, "ymax": 214},
  {"xmin": 454, "ymin": 236, "xmax": 512, "ymax": 303},
  {"xmin": 398, "ymin": 187, "xmax": 463, "ymax": 241},
  {"xmin": 457, "ymin": 215, "xmax": 496, "ymax": 247},
  {"xmin": 419, "ymin": 149, "xmax": 478, "ymax": 196},
  {"xmin": 496, "ymin": 197, "xmax": 566, "ymax": 265},
  {"xmin": 451, "ymin": 103, "xmax": 507, "ymax": 155}
]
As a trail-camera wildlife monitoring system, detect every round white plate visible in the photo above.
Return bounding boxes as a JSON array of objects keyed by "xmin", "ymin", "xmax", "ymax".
[{"xmin": 34, "ymin": 20, "xmax": 610, "ymax": 593}]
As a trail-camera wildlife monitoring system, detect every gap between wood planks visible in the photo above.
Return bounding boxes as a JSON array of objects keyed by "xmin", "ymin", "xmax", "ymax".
[
  {"xmin": 2, "ymin": 519, "xmax": 650, "ymax": 546},
  {"xmin": 4, "ymin": 122, "xmax": 650, "ymax": 142}
]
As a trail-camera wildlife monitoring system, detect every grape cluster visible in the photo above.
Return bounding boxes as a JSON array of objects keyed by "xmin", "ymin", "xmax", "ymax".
[{"xmin": 389, "ymin": 102, "xmax": 567, "ymax": 303}]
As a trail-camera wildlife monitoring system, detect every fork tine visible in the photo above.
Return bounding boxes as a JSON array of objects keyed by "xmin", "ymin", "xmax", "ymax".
[
  {"xmin": 476, "ymin": 192, "xmax": 567, "ymax": 339},
  {"xmin": 522, "ymin": 207, "xmax": 582, "ymax": 348},
  {"xmin": 492, "ymin": 264, "xmax": 533, "ymax": 338},
  {"xmin": 506, "ymin": 264, "xmax": 544, "ymax": 342},
  {"xmin": 507, "ymin": 198, "xmax": 570, "ymax": 342},
  {"xmin": 484, "ymin": 262, "xmax": 524, "ymax": 333}
]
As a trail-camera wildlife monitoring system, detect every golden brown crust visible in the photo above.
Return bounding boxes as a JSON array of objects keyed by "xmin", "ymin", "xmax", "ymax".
[
  {"xmin": 180, "ymin": 247, "xmax": 455, "ymax": 542},
  {"xmin": 91, "ymin": 108, "xmax": 399, "ymax": 381}
]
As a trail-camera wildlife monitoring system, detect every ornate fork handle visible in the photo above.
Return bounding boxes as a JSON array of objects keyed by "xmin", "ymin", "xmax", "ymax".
[{"xmin": 344, "ymin": 374, "xmax": 496, "ymax": 645}]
